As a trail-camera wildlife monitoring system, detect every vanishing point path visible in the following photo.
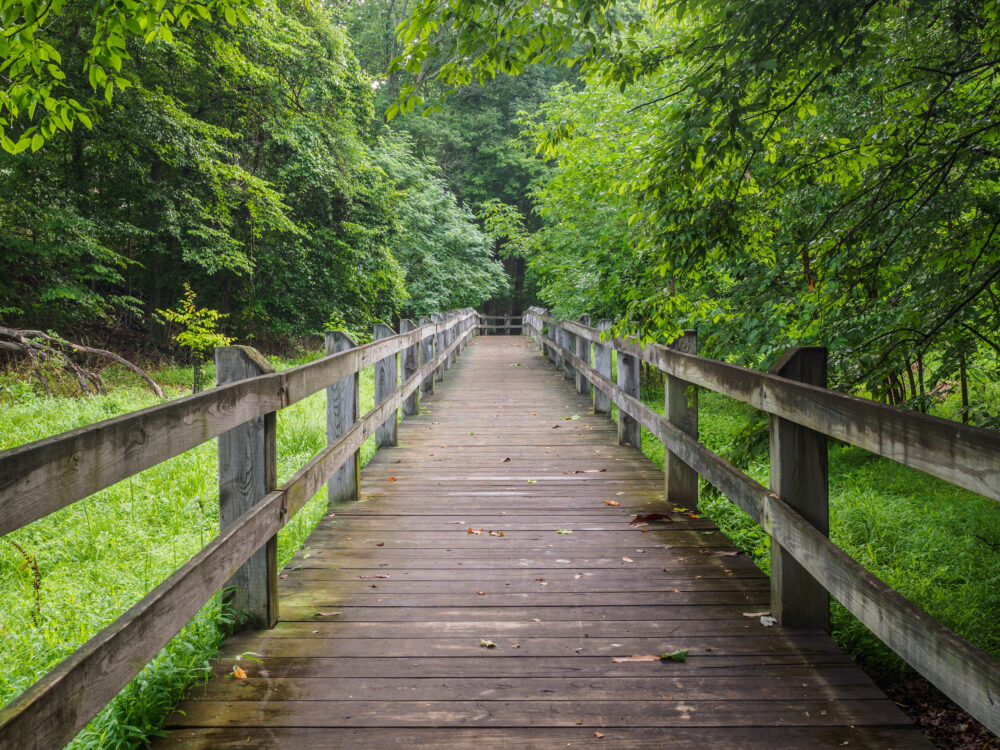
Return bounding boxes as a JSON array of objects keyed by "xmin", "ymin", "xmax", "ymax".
[{"xmin": 156, "ymin": 336, "xmax": 928, "ymax": 748}]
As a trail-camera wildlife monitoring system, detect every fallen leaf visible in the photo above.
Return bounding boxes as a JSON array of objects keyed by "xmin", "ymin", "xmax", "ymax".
[
  {"xmin": 479, "ymin": 639, "xmax": 498, "ymax": 648},
  {"xmin": 556, "ymin": 529, "xmax": 573, "ymax": 534},
  {"xmin": 611, "ymin": 654, "xmax": 659, "ymax": 662},
  {"xmin": 594, "ymin": 731, "xmax": 605, "ymax": 738},
  {"xmin": 489, "ymin": 530, "xmax": 505, "ymax": 537},
  {"xmin": 660, "ymin": 649, "xmax": 689, "ymax": 662},
  {"xmin": 360, "ymin": 574, "xmax": 390, "ymax": 579},
  {"xmin": 233, "ymin": 666, "xmax": 248, "ymax": 679},
  {"xmin": 317, "ymin": 611, "xmax": 341, "ymax": 617},
  {"xmin": 622, "ymin": 556, "xmax": 634, "ymax": 563},
  {"xmin": 551, "ymin": 425, "xmax": 560, "ymax": 429},
  {"xmin": 388, "ymin": 477, "xmax": 397, "ymax": 482},
  {"xmin": 443, "ymin": 521, "xmax": 462, "ymax": 524},
  {"xmin": 376, "ymin": 542, "xmax": 384, "ymax": 546},
  {"xmin": 476, "ymin": 590, "xmax": 485, "ymax": 596},
  {"xmin": 527, "ymin": 480, "xmax": 536, "ymax": 484},
  {"xmin": 760, "ymin": 616, "xmax": 777, "ymax": 627},
  {"xmin": 712, "ymin": 550, "xmax": 739, "ymax": 557},
  {"xmin": 604, "ymin": 500, "xmax": 620, "ymax": 506},
  {"xmin": 743, "ymin": 611, "xmax": 771, "ymax": 618},
  {"xmin": 468, "ymin": 528, "xmax": 484, "ymax": 535},
  {"xmin": 502, "ymin": 457, "xmax": 511, "ymax": 462},
  {"xmin": 629, "ymin": 513, "xmax": 671, "ymax": 526}
]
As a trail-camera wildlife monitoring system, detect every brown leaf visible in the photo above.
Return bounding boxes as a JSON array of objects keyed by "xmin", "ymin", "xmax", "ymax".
[
  {"xmin": 501, "ymin": 457, "xmax": 511, "ymax": 462},
  {"xmin": 621, "ymin": 556, "xmax": 634, "ymax": 563},
  {"xmin": 317, "ymin": 611, "xmax": 341, "ymax": 617},
  {"xmin": 629, "ymin": 513, "xmax": 671, "ymax": 526},
  {"xmin": 594, "ymin": 731, "xmax": 605, "ymax": 738},
  {"xmin": 604, "ymin": 500, "xmax": 620, "ymax": 506},
  {"xmin": 552, "ymin": 425, "xmax": 560, "ymax": 429},
  {"xmin": 468, "ymin": 528, "xmax": 484, "ymax": 535},
  {"xmin": 388, "ymin": 477, "xmax": 397, "ymax": 482},
  {"xmin": 479, "ymin": 639, "xmax": 498, "ymax": 648},
  {"xmin": 233, "ymin": 666, "xmax": 248, "ymax": 679},
  {"xmin": 476, "ymin": 590, "xmax": 485, "ymax": 596},
  {"xmin": 359, "ymin": 574, "xmax": 390, "ymax": 579},
  {"xmin": 743, "ymin": 611, "xmax": 771, "ymax": 618},
  {"xmin": 611, "ymin": 654, "xmax": 659, "ymax": 662}
]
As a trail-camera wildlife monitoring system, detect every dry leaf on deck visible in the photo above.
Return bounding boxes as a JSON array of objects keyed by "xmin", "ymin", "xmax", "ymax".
[
  {"xmin": 233, "ymin": 666, "xmax": 248, "ymax": 679},
  {"xmin": 604, "ymin": 500, "xmax": 620, "ymax": 506},
  {"xmin": 317, "ymin": 611, "xmax": 341, "ymax": 617},
  {"xmin": 611, "ymin": 654, "xmax": 659, "ymax": 662},
  {"xmin": 629, "ymin": 513, "xmax": 671, "ymax": 526},
  {"xmin": 479, "ymin": 639, "xmax": 498, "ymax": 648},
  {"xmin": 621, "ymin": 557, "xmax": 634, "ymax": 563}
]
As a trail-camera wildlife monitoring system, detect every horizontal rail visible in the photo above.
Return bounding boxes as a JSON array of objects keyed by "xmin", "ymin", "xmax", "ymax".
[
  {"xmin": 533, "ymin": 320, "xmax": 1000, "ymax": 735},
  {"xmin": 0, "ymin": 315, "xmax": 476, "ymax": 750},
  {"xmin": 529, "ymin": 310, "xmax": 1000, "ymax": 503},
  {"xmin": 0, "ymin": 311, "xmax": 477, "ymax": 537}
]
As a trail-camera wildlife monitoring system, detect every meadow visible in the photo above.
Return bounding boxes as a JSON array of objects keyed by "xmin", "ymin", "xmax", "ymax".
[{"xmin": 0, "ymin": 354, "xmax": 379, "ymax": 748}]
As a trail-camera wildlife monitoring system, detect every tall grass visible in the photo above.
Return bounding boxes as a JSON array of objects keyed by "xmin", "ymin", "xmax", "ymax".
[{"xmin": 0, "ymin": 355, "xmax": 378, "ymax": 747}]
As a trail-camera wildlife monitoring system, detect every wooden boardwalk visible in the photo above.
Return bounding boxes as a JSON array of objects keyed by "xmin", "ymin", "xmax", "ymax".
[{"xmin": 157, "ymin": 336, "xmax": 928, "ymax": 748}]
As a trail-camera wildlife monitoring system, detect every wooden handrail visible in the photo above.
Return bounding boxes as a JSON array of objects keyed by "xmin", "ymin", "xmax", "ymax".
[
  {"xmin": 0, "ymin": 309, "xmax": 479, "ymax": 750},
  {"xmin": 0, "ymin": 312, "xmax": 477, "ymax": 538},
  {"xmin": 523, "ymin": 306, "xmax": 1000, "ymax": 735}
]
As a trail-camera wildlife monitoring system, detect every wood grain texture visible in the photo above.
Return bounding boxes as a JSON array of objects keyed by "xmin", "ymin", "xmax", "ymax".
[
  {"xmin": 216, "ymin": 346, "xmax": 278, "ymax": 629},
  {"xmin": 769, "ymin": 347, "xmax": 830, "ymax": 631},
  {"xmin": 325, "ymin": 331, "xmax": 360, "ymax": 505},
  {"xmin": 540, "ymin": 312, "xmax": 1000, "ymax": 502},
  {"xmin": 152, "ymin": 336, "xmax": 927, "ymax": 749},
  {"xmin": 400, "ymin": 319, "xmax": 420, "ymax": 416},
  {"xmin": 665, "ymin": 330, "xmax": 699, "ymax": 510},
  {"xmin": 373, "ymin": 323, "xmax": 399, "ymax": 448},
  {"xmin": 541, "ymin": 329, "xmax": 1000, "ymax": 736}
]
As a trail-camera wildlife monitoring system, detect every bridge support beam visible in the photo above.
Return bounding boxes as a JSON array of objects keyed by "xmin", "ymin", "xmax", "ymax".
[{"xmin": 769, "ymin": 346, "xmax": 830, "ymax": 631}]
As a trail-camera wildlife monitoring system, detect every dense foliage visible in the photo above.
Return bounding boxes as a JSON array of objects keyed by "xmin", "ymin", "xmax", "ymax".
[
  {"xmin": 399, "ymin": 0, "xmax": 1000, "ymax": 420},
  {"xmin": 0, "ymin": 0, "xmax": 507, "ymax": 351}
]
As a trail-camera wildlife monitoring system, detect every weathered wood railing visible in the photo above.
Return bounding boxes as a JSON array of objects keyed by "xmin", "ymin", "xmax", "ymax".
[
  {"xmin": 523, "ymin": 306, "xmax": 1000, "ymax": 735},
  {"xmin": 477, "ymin": 313, "xmax": 522, "ymax": 334},
  {"xmin": 0, "ymin": 309, "xmax": 479, "ymax": 750}
]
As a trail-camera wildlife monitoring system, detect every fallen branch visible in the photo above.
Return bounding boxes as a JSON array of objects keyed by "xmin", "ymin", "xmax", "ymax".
[{"xmin": 0, "ymin": 327, "xmax": 165, "ymax": 398}]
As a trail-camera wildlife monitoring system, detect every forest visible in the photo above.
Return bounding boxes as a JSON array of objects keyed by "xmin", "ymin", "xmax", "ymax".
[{"xmin": 1, "ymin": 0, "xmax": 1000, "ymax": 746}]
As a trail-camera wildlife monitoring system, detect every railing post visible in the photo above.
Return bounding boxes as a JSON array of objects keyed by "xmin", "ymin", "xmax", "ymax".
[
  {"xmin": 575, "ymin": 315, "xmax": 591, "ymax": 396},
  {"xmin": 769, "ymin": 346, "xmax": 829, "ymax": 630},
  {"xmin": 216, "ymin": 345, "xmax": 278, "ymax": 630},
  {"xmin": 562, "ymin": 325, "xmax": 576, "ymax": 381},
  {"xmin": 419, "ymin": 316, "xmax": 434, "ymax": 395},
  {"xmin": 373, "ymin": 323, "xmax": 398, "ymax": 447},
  {"xmin": 665, "ymin": 330, "xmax": 699, "ymax": 509},
  {"xmin": 325, "ymin": 331, "xmax": 360, "ymax": 505},
  {"xmin": 552, "ymin": 321, "xmax": 564, "ymax": 370},
  {"xmin": 400, "ymin": 319, "xmax": 420, "ymax": 416},
  {"xmin": 444, "ymin": 312, "xmax": 455, "ymax": 370},
  {"xmin": 617, "ymin": 346, "xmax": 641, "ymax": 448},
  {"xmin": 432, "ymin": 313, "xmax": 445, "ymax": 381},
  {"xmin": 593, "ymin": 320, "xmax": 612, "ymax": 414}
]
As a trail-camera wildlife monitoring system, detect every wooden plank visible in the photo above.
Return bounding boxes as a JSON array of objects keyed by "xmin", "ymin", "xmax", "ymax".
[
  {"xmin": 400, "ymin": 319, "xmax": 420, "ymax": 417},
  {"xmin": 373, "ymin": 323, "xmax": 398, "ymax": 448},
  {"xmin": 769, "ymin": 347, "xmax": 830, "ymax": 631},
  {"xmin": 216, "ymin": 346, "xmax": 279, "ymax": 630},
  {"xmin": 665, "ymin": 330, "xmax": 698, "ymax": 509},
  {"xmin": 575, "ymin": 315, "xmax": 590, "ymax": 395},
  {"xmin": 325, "ymin": 331, "xmax": 360, "ymax": 505},
  {"xmin": 419, "ymin": 316, "xmax": 434, "ymax": 395},
  {"xmin": 616, "ymin": 346, "xmax": 640, "ymax": 449},
  {"xmin": 151, "ymin": 726, "xmax": 930, "ymax": 749}
]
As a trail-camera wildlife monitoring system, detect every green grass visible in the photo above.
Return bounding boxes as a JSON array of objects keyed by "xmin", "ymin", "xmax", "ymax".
[
  {"xmin": 0, "ymin": 356, "xmax": 379, "ymax": 748},
  {"xmin": 622, "ymin": 378, "xmax": 1000, "ymax": 679}
]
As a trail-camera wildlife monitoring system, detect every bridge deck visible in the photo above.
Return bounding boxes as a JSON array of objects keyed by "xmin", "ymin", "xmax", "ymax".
[{"xmin": 157, "ymin": 336, "xmax": 928, "ymax": 748}]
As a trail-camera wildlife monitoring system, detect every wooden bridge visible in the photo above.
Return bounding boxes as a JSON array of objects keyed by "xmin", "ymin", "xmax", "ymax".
[{"xmin": 1, "ymin": 310, "xmax": 998, "ymax": 748}]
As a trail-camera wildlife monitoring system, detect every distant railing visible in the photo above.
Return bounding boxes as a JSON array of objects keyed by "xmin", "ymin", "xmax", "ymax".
[
  {"xmin": 523, "ymin": 306, "xmax": 1000, "ymax": 736},
  {"xmin": 477, "ymin": 314, "xmax": 522, "ymax": 335},
  {"xmin": 0, "ymin": 309, "xmax": 479, "ymax": 750}
]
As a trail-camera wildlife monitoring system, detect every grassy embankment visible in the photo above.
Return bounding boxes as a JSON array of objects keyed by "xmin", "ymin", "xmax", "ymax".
[
  {"xmin": 614, "ymin": 378, "xmax": 1000, "ymax": 678},
  {"xmin": 0, "ymin": 354, "xmax": 380, "ymax": 748}
]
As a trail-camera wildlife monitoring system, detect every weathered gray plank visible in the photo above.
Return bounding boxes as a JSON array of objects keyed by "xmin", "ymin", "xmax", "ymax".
[
  {"xmin": 400, "ymin": 319, "xmax": 420, "ymax": 417},
  {"xmin": 373, "ymin": 323, "xmax": 398, "ymax": 448},
  {"xmin": 616, "ymin": 346, "xmax": 640, "ymax": 449},
  {"xmin": 216, "ymin": 346, "xmax": 278, "ymax": 629},
  {"xmin": 769, "ymin": 347, "xmax": 830, "ymax": 631},
  {"xmin": 418, "ymin": 316, "xmax": 435, "ymax": 395},
  {"xmin": 575, "ymin": 315, "xmax": 590, "ymax": 396},
  {"xmin": 665, "ymin": 330, "xmax": 698, "ymax": 509},
  {"xmin": 325, "ymin": 331, "xmax": 360, "ymax": 506}
]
